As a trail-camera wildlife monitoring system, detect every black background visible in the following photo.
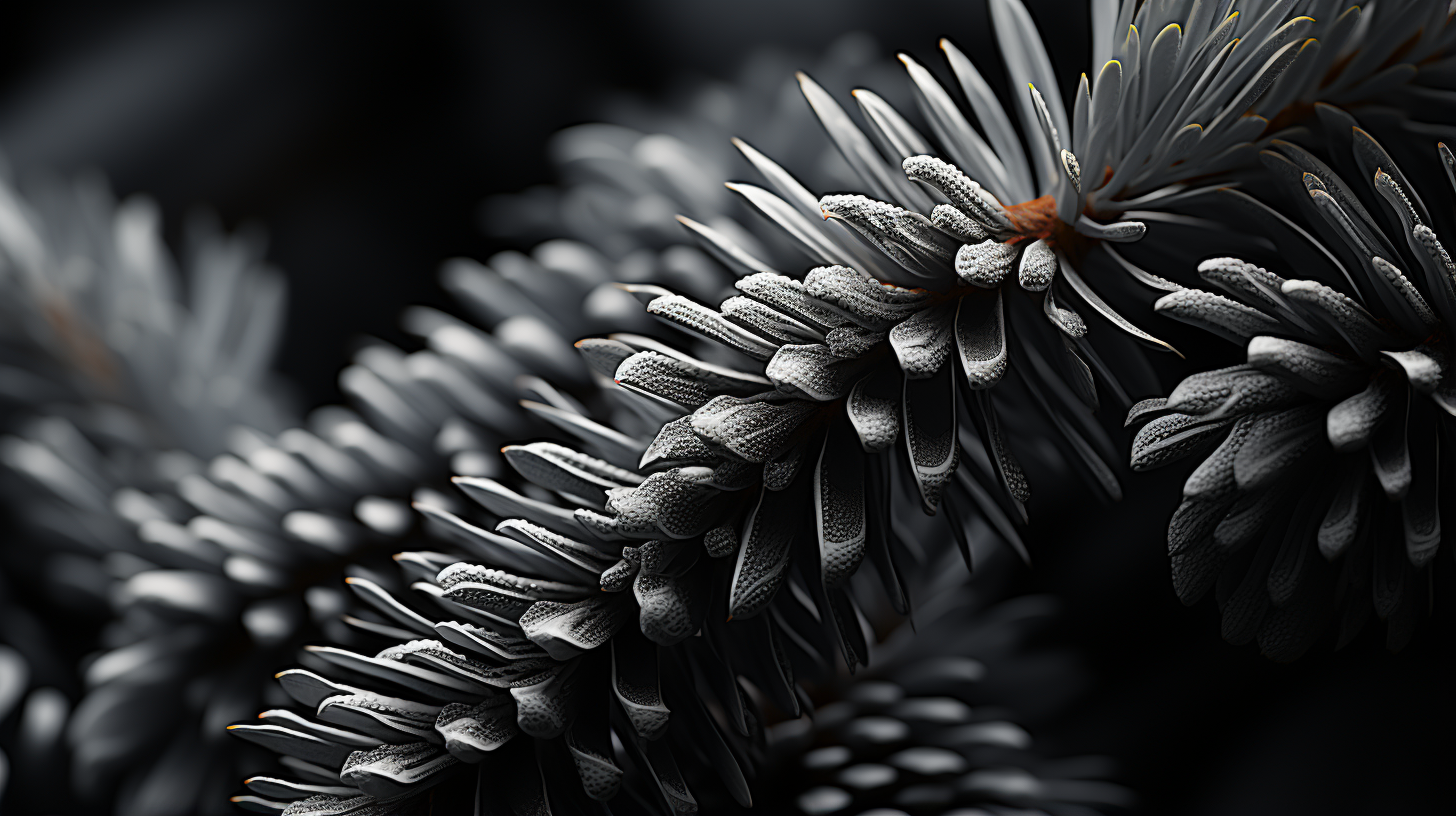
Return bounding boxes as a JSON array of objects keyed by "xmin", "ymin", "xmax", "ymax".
[{"xmin": 0, "ymin": 2, "xmax": 1451, "ymax": 813}]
